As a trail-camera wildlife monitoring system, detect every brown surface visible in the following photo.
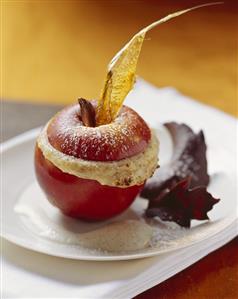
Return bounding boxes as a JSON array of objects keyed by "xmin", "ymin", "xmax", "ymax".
[
  {"xmin": 2, "ymin": 0, "xmax": 238, "ymax": 116},
  {"xmin": 2, "ymin": 1, "xmax": 238, "ymax": 298},
  {"xmin": 135, "ymin": 237, "xmax": 238, "ymax": 299}
]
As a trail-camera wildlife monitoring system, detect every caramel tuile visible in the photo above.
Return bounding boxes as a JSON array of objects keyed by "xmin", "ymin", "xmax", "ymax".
[{"xmin": 96, "ymin": 2, "xmax": 223, "ymax": 125}]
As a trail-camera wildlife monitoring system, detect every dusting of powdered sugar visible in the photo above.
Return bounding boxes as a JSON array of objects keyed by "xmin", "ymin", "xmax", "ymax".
[
  {"xmin": 14, "ymin": 182, "xmax": 219, "ymax": 257},
  {"xmin": 47, "ymin": 104, "xmax": 151, "ymax": 161},
  {"xmin": 38, "ymin": 125, "xmax": 159, "ymax": 187},
  {"xmin": 14, "ymin": 183, "xmax": 153, "ymax": 252},
  {"xmin": 145, "ymin": 218, "xmax": 189, "ymax": 249}
]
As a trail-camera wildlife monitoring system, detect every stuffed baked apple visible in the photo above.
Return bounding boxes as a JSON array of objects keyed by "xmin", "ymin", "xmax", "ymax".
[
  {"xmin": 35, "ymin": 4, "xmax": 215, "ymax": 221},
  {"xmin": 35, "ymin": 99, "xmax": 158, "ymax": 220}
]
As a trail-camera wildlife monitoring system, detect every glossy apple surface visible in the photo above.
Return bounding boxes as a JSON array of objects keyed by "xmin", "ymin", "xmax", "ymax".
[
  {"xmin": 35, "ymin": 145, "xmax": 144, "ymax": 220},
  {"xmin": 34, "ymin": 104, "xmax": 151, "ymax": 221}
]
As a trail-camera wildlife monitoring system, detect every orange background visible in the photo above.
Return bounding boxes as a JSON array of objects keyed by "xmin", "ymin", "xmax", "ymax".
[{"xmin": 2, "ymin": 0, "xmax": 237, "ymax": 116}]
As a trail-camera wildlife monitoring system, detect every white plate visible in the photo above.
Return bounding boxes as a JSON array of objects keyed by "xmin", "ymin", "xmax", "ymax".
[{"xmin": 1, "ymin": 124, "xmax": 237, "ymax": 261}]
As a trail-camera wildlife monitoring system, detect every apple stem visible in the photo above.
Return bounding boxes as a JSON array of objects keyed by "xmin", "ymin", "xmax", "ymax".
[{"xmin": 78, "ymin": 98, "xmax": 96, "ymax": 127}]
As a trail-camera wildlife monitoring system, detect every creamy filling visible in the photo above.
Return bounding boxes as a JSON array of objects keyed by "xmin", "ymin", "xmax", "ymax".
[{"xmin": 37, "ymin": 123, "xmax": 159, "ymax": 188}]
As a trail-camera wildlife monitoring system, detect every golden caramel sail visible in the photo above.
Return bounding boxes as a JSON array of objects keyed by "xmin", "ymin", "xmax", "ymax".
[{"xmin": 96, "ymin": 2, "xmax": 222, "ymax": 125}]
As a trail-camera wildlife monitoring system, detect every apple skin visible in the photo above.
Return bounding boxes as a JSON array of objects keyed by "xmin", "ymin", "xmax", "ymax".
[
  {"xmin": 34, "ymin": 104, "xmax": 151, "ymax": 221},
  {"xmin": 35, "ymin": 145, "xmax": 144, "ymax": 221},
  {"xmin": 47, "ymin": 104, "xmax": 151, "ymax": 161}
]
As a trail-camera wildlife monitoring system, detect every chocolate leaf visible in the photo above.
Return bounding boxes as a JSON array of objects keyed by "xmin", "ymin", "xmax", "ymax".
[
  {"xmin": 146, "ymin": 178, "xmax": 220, "ymax": 227},
  {"xmin": 141, "ymin": 122, "xmax": 209, "ymax": 200}
]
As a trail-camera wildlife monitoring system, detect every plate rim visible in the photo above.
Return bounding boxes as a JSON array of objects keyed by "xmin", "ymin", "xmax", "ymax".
[{"xmin": 2, "ymin": 217, "xmax": 236, "ymax": 261}]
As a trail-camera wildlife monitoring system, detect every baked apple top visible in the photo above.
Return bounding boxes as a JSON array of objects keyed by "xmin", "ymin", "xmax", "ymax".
[
  {"xmin": 37, "ymin": 123, "xmax": 158, "ymax": 187},
  {"xmin": 47, "ymin": 103, "xmax": 151, "ymax": 162}
]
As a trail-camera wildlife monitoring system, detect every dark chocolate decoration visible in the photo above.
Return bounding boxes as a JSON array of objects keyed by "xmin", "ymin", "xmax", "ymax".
[
  {"xmin": 146, "ymin": 178, "xmax": 220, "ymax": 227},
  {"xmin": 141, "ymin": 122, "xmax": 209, "ymax": 200}
]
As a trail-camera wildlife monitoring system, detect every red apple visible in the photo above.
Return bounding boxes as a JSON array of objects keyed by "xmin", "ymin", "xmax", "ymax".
[{"xmin": 34, "ymin": 101, "xmax": 158, "ymax": 221}]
